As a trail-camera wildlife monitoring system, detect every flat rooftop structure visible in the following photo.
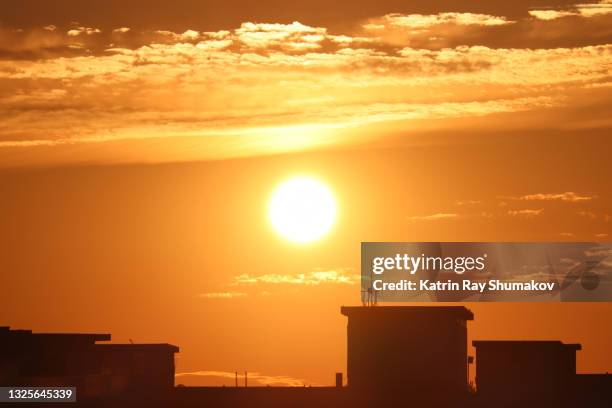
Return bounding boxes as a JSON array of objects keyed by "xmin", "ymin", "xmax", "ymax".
[
  {"xmin": 0, "ymin": 326, "xmax": 178, "ymax": 396},
  {"xmin": 341, "ymin": 306, "xmax": 474, "ymax": 320},
  {"xmin": 473, "ymin": 340, "xmax": 582, "ymax": 403},
  {"xmin": 0, "ymin": 326, "xmax": 111, "ymax": 343},
  {"xmin": 473, "ymin": 340, "xmax": 581, "ymax": 351},
  {"xmin": 97, "ymin": 344, "xmax": 179, "ymax": 352},
  {"xmin": 341, "ymin": 306, "xmax": 474, "ymax": 401}
]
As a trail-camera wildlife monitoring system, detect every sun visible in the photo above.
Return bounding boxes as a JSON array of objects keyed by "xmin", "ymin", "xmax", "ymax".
[{"xmin": 269, "ymin": 176, "xmax": 337, "ymax": 243}]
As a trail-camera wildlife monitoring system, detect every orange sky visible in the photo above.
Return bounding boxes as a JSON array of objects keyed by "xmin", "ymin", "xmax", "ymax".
[{"xmin": 1, "ymin": 0, "xmax": 611, "ymax": 387}]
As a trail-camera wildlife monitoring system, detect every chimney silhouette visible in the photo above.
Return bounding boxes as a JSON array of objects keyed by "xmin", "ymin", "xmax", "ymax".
[{"xmin": 335, "ymin": 373, "xmax": 343, "ymax": 388}]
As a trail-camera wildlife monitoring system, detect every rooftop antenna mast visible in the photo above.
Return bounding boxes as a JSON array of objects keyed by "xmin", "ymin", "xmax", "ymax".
[{"xmin": 361, "ymin": 265, "xmax": 377, "ymax": 306}]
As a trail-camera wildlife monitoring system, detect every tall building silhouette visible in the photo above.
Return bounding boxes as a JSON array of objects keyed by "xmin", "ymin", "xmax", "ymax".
[{"xmin": 341, "ymin": 306, "xmax": 473, "ymax": 401}]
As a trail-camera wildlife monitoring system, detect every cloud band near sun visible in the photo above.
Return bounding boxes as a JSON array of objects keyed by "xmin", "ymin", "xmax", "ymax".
[{"xmin": 0, "ymin": 1, "xmax": 611, "ymax": 167}]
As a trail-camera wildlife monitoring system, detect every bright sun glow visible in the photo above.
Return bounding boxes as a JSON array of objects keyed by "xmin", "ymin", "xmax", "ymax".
[{"xmin": 269, "ymin": 177, "xmax": 337, "ymax": 243}]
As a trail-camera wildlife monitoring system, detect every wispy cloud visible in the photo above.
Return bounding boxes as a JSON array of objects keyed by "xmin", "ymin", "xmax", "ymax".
[
  {"xmin": 507, "ymin": 209, "xmax": 544, "ymax": 217},
  {"xmin": 232, "ymin": 268, "xmax": 358, "ymax": 286},
  {"xmin": 365, "ymin": 12, "xmax": 513, "ymax": 30},
  {"xmin": 235, "ymin": 21, "xmax": 326, "ymax": 51},
  {"xmin": 579, "ymin": 210, "xmax": 598, "ymax": 219},
  {"xmin": 508, "ymin": 192, "xmax": 595, "ymax": 202},
  {"xmin": 529, "ymin": 10, "xmax": 580, "ymax": 20},
  {"xmin": 197, "ymin": 292, "xmax": 247, "ymax": 299},
  {"xmin": 407, "ymin": 213, "xmax": 459, "ymax": 221},
  {"xmin": 67, "ymin": 26, "xmax": 101, "ymax": 37},
  {"xmin": 455, "ymin": 200, "xmax": 481, "ymax": 206},
  {"xmin": 196, "ymin": 268, "xmax": 357, "ymax": 300},
  {"xmin": 175, "ymin": 371, "xmax": 309, "ymax": 387},
  {"xmin": 529, "ymin": 0, "xmax": 612, "ymax": 20}
]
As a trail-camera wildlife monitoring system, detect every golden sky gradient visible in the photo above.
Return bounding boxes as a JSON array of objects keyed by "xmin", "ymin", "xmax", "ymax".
[{"xmin": 1, "ymin": 0, "xmax": 611, "ymax": 387}]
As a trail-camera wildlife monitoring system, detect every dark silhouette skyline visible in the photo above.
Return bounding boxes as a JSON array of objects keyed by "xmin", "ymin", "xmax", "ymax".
[
  {"xmin": 0, "ymin": 327, "xmax": 177, "ymax": 399},
  {"xmin": 2, "ymin": 306, "xmax": 612, "ymax": 407}
]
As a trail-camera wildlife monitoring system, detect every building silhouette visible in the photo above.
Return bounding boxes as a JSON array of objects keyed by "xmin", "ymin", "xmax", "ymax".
[
  {"xmin": 0, "ymin": 326, "xmax": 178, "ymax": 398},
  {"xmin": 2, "ymin": 306, "xmax": 612, "ymax": 407},
  {"xmin": 574, "ymin": 374, "xmax": 612, "ymax": 406},
  {"xmin": 341, "ymin": 306, "xmax": 473, "ymax": 403},
  {"xmin": 472, "ymin": 341, "xmax": 581, "ymax": 406}
]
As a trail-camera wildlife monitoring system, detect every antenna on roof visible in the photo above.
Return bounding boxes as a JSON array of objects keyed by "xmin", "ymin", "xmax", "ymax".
[{"xmin": 361, "ymin": 266, "xmax": 377, "ymax": 306}]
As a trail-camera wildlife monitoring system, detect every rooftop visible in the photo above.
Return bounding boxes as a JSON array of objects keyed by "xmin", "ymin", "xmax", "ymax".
[
  {"xmin": 97, "ymin": 344, "xmax": 179, "ymax": 353},
  {"xmin": 0, "ymin": 326, "xmax": 111, "ymax": 342},
  {"xmin": 340, "ymin": 306, "xmax": 474, "ymax": 320},
  {"xmin": 473, "ymin": 340, "xmax": 582, "ymax": 351}
]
